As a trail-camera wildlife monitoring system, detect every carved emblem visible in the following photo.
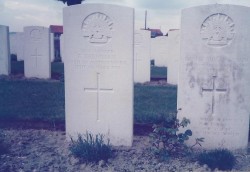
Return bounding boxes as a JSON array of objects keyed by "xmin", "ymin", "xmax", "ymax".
[
  {"xmin": 82, "ymin": 12, "xmax": 113, "ymax": 44},
  {"xmin": 30, "ymin": 29, "xmax": 42, "ymax": 42},
  {"xmin": 200, "ymin": 13, "xmax": 235, "ymax": 47}
]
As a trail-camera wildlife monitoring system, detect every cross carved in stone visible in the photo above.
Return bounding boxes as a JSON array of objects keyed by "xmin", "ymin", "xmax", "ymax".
[
  {"xmin": 31, "ymin": 48, "xmax": 42, "ymax": 67},
  {"xmin": 202, "ymin": 75, "xmax": 227, "ymax": 115},
  {"xmin": 84, "ymin": 73, "xmax": 114, "ymax": 121}
]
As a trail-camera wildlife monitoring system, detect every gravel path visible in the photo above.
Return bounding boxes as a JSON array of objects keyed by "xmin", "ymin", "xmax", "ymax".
[{"xmin": 0, "ymin": 129, "xmax": 250, "ymax": 172}]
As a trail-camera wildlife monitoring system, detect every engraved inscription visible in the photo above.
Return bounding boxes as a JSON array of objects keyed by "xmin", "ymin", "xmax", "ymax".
[
  {"xmin": 202, "ymin": 75, "xmax": 227, "ymax": 115},
  {"xmin": 84, "ymin": 73, "xmax": 114, "ymax": 121},
  {"xmin": 82, "ymin": 12, "xmax": 113, "ymax": 44},
  {"xmin": 30, "ymin": 29, "xmax": 42, "ymax": 42},
  {"xmin": 201, "ymin": 13, "xmax": 235, "ymax": 47}
]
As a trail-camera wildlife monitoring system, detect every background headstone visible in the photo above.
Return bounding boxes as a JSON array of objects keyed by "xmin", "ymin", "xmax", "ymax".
[
  {"xmin": 64, "ymin": 4, "xmax": 134, "ymax": 146},
  {"xmin": 60, "ymin": 34, "xmax": 64, "ymax": 62},
  {"xmin": 167, "ymin": 29, "xmax": 180, "ymax": 85},
  {"xmin": 9, "ymin": 32, "xmax": 18, "ymax": 56},
  {"xmin": 177, "ymin": 4, "xmax": 250, "ymax": 150},
  {"xmin": 0, "ymin": 25, "xmax": 10, "ymax": 75},
  {"xmin": 151, "ymin": 36, "xmax": 168, "ymax": 67},
  {"xmin": 50, "ymin": 33, "xmax": 55, "ymax": 62},
  {"xmin": 134, "ymin": 30, "xmax": 151, "ymax": 83},
  {"xmin": 15, "ymin": 32, "xmax": 25, "ymax": 61},
  {"xmin": 24, "ymin": 26, "xmax": 51, "ymax": 79}
]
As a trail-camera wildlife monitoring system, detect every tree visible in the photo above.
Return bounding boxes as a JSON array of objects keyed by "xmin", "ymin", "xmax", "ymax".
[{"xmin": 56, "ymin": 0, "xmax": 85, "ymax": 6}]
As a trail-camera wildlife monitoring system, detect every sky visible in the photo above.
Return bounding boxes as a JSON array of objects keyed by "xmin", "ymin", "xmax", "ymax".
[{"xmin": 1, "ymin": 0, "xmax": 250, "ymax": 34}]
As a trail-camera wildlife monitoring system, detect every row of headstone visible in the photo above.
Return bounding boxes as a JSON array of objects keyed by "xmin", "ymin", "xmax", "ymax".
[
  {"xmin": 4, "ymin": 26, "xmax": 51, "ymax": 78},
  {"xmin": 2, "ymin": 3, "xmax": 249, "ymax": 151},
  {"xmin": 64, "ymin": 3, "xmax": 249, "ymax": 151}
]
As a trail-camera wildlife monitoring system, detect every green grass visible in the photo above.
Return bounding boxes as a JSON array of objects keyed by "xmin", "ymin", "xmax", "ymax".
[
  {"xmin": 0, "ymin": 79, "xmax": 65, "ymax": 122},
  {"xmin": 1, "ymin": 62, "xmax": 176, "ymax": 124},
  {"xmin": 134, "ymin": 84, "xmax": 177, "ymax": 124}
]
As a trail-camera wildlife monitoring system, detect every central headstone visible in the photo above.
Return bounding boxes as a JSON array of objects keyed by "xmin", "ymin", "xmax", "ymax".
[
  {"xmin": 24, "ymin": 26, "xmax": 51, "ymax": 79},
  {"xmin": 64, "ymin": 4, "xmax": 134, "ymax": 146},
  {"xmin": 177, "ymin": 4, "xmax": 250, "ymax": 150}
]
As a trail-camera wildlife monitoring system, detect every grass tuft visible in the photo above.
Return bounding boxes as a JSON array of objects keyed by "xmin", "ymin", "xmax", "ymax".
[
  {"xmin": 69, "ymin": 132, "xmax": 113, "ymax": 163},
  {"xmin": 198, "ymin": 149, "xmax": 236, "ymax": 171}
]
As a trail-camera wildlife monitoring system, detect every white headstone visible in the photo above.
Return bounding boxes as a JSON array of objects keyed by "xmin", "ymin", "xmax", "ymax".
[
  {"xmin": 15, "ymin": 32, "xmax": 25, "ymax": 61},
  {"xmin": 24, "ymin": 26, "xmax": 51, "ymax": 79},
  {"xmin": 134, "ymin": 30, "xmax": 151, "ymax": 83},
  {"xmin": 60, "ymin": 34, "xmax": 64, "ymax": 62},
  {"xmin": 64, "ymin": 4, "xmax": 134, "ymax": 146},
  {"xmin": 9, "ymin": 33, "xmax": 18, "ymax": 55},
  {"xmin": 0, "ymin": 25, "xmax": 10, "ymax": 75},
  {"xmin": 50, "ymin": 33, "xmax": 55, "ymax": 62},
  {"xmin": 167, "ymin": 29, "xmax": 180, "ymax": 85},
  {"xmin": 178, "ymin": 4, "xmax": 250, "ymax": 150},
  {"xmin": 151, "ymin": 36, "xmax": 168, "ymax": 67}
]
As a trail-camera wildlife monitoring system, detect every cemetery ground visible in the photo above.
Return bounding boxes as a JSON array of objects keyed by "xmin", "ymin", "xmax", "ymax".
[{"xmin": 0, "ymin": 61, "xmax": 250, "ymax": 171}]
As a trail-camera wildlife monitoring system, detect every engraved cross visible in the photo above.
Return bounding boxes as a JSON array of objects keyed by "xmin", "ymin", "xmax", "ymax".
[
  {"xmin": 31, "ymin": 49, "xmax": 42, "ymax": 67},
  {"xmin": 202, "ymin": 75, "xmax": 227, "ymax": 114},
  {"xmin": 84, "ymin": 73, "xmax": 114, "ymax": 121}
]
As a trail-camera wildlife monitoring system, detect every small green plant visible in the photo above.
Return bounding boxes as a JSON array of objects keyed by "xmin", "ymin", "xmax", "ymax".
[
  {"xmin": 0, "ymin": 131, "xmax": 9, "ymax": 155},
  {"xmin": 150, "ymin": 116, "xmax": 204, "ymax": 161},
  {"xmin": 198, "ymin": 149, "xmax": 236, "ymax": 171},
  {"xmin": 69, "ymin": 132, "xmax": 113, "ymax": 163}
]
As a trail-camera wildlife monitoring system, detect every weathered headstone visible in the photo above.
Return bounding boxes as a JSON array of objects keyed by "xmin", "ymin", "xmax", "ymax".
[
  {"xmin": 15, "ymin": 32, "xmax": 25, "ymax": 61},
  {"xmin": 24, "ymin": 26, "xmax": 51, "ymax": 79},
  {"xmin": 0, "ymin": 25, "xmax": 10, "ymax": 75},
  {"xmin": 50, "ymin": 33, "xmax": 55, "ymax": 62},
  {"xmin": 167, "ymin": 29, "xmax": 180, "ymax": 85},
  {"xmin": 64, "ymin": 4, "xmax": 134, "ymax": 146},
  {"xmin": 151, "ymin": 36, "xmax": 168, "ymax": 67},
  {"xmin": 134, "ymin": 30, "xmax": 151, "ymax": 83},
  {"xmin": 177, "ymin": 4, "xmax": 250, "ymax": 150},
  {"xmin": 60, "ymin": 34, "xmax": 64, "ymax": 62}
]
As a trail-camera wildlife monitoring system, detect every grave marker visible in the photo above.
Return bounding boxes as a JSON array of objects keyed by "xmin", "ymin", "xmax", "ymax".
[
  {"xmin": 24, "ymin": 26, "xmax": 51, "ymax": 78},
  {"xmin": 64, "ymin": 4, "xmax": 134, "ymax": 146},
  {"xmin": 177, "ymin": 4, "xmax": 250, "ymax": 150}
]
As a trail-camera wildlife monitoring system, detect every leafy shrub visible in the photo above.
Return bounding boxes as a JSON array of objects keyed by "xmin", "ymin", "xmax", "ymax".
[
  {"xmin": 0, "ymin": 131, "xmax": 9, "ymax": 155},
  {"xmin": 69, "ymin": 132, "xmax": 113, "ymax": 163},
  {"xmin": 150, "ymin": 116, "xmax": 204, "ymax": 161},
  {"xmin": 198, "ymin": 149, "xmax": 236, "ymax": 171}
]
